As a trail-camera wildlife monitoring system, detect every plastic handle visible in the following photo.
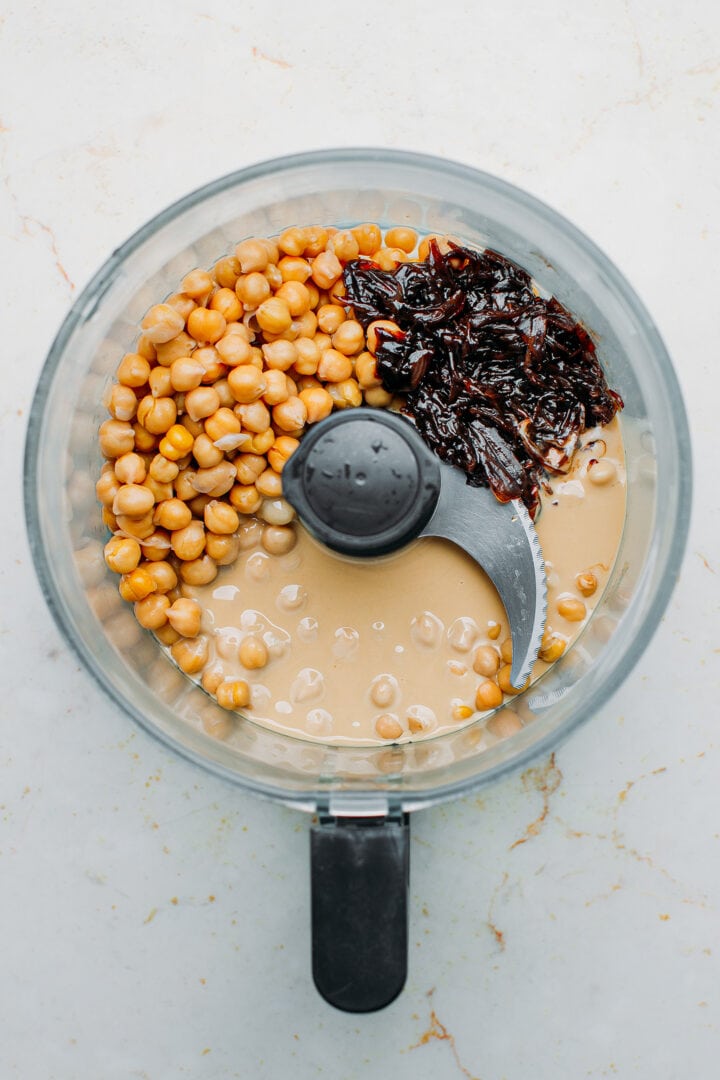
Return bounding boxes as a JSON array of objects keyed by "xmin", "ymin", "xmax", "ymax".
[{"xmin": 310, "ymin": 814, "xmax": 410, "ymax": 1012}]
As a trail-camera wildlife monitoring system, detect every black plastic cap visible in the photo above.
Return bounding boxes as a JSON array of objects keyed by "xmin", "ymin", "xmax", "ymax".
[{"xmin": 282, "ymin": 409, "xmax": 441, "ymax": 557}]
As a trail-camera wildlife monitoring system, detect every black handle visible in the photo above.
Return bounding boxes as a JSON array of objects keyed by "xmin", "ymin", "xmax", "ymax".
[{"xmin": 310, "ymin": 813, "xmax": 410, "ymax": 1012}]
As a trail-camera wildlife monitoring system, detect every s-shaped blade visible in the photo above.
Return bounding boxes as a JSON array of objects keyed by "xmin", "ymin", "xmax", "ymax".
[{"xmin": 282, "ymin": 409, "xmax": 547, "ymax": 688}]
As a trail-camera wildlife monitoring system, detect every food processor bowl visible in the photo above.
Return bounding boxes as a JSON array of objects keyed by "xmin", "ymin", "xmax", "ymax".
[{"xmin": 24, "ymin": 149, "xmax": 691, "ymax": 1011}]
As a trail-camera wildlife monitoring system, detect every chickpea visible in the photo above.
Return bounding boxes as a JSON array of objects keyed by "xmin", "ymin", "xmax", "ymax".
[
  {"xmin": 140, "ymin": 528, "xmax": 171, "ymax": 562},
  {"xmin": 375, "ymin": 247, "xmax": 407, "ymax": 271},
  {"xmin": 99, "ymin": 419, "xmax": 135, "ymax": 458},
  {"xmin": 329, "ymin": 229, "xmax": 360, "ymax": 262},
  {"xmin": 115, "ymin": 511, "xmax": 155, "ymax": 540},
  {"xmin": 228, "ymin": 365, "xmax": 267, "ymax": 404},
  {"xmin": 143, "ymin": 558, "xmax": 176, "ymax": 590},
  {"xmin": 351, "ymin": 223, "xmax": 382, "ymax": 255},
  {"xmin": 488, "ymin": 622, "xmax": 501, "ymax": 641},
  {"xmin": 180, "ymin": 414, "xmax": 205, "ymax": 439},
  {"xmin": 313, "ymin": 331, "xmax": 333, "ymax": 353},
  {"xmin": 118, "ymin": 566, "xmax": 157, "ymax": 602},
  {"xmin": 170, "ymin": 356, "xmax": 204, "ymax": 392},
  {"xmin": 187, "ymin": 307, "xmax": 226, "ymax": 345},
  {"xmin": 272, "ymin": 396, "xmax": 307, "ymax": 432},
  {"xmin": 299, "ymin": 386, "xmax": 333, "ymax": 424},
  {"xmin": 148, "ymin": 366, "xmax": 173, "ymax": 398},
  {"xmin": 500, "ymin": 638, "xmax": 513, "ymax": 664},
  {"xmin": 233, "ymin": 400, "xmax": 270, "ymax": 435},
  {"xmin": 264, "ymin": 263, "xmax": 283, "ymax": 291},
  {"xmin": 174, "ymin": 468, "xmax": 198, "ymax": 501},
  {"xmin": 236, "ymin": 239, "xmax": 269, "ymax": 273},
  {"xmin": 178, "ymin": 555, "xmax": 218, "ymax": 586},
  {"xmin": 277, "ymin": 257, "xmax": 311, "ymax": 284},
  {"xmin": 141, "ymin": 303, "xmax": 185, "ymax": 344},
  {"xmin": 267, "ymin": 435, "xmax": 299, "ymax": 472},
  {"xmin": 256, "ymin": 297, "xmax": 292, "ymax": 335},
  {"xmin": 576, "ymin": 571, "xmax": 598, "ymax": 597},
  {"xmin": 261, "ymin": 524, "xmax": 296, "ymax": 555},
  {"xmin": 171, "ymin": 634, "xmax": 209, "ymax": 674},
  {"xmin": 101, "ymin": 506, "xmax": 118, "ymax": 531},
  {"xmin": 192, "ymin": 433, "xmax": 224, "ymax": 469},
  {"xmin": 260, "ymin": 368, "xmax": 289, "ymax": 407},
  {"xmin": 204, "ymin": 499, "xmax": 240, "ymax": 534},
  {"xmin": 217, "ymin": 255, "xmax": 244, "ymax": 288},
  {"xmin": 171, "ymin": 521, "xmax": 206, "ymax": 561},
  {"xmin": 588, "ymin": 459, "xmax": 617, "ymax": 485},
  {"xmin": 277, "ymin": 227, "xmax": 306, "ymax": 257},
  {"xmin": 191, "ymin": 460, "xmax": 237, "ymax": 497},
  {"xmin": 158, "ymin": 424, "xmax": 194, "ymax": 461},
  {"xmin": 210, "ymin": 287, "xmax": 242, "ymax": 323},
  {"xmin": 206, "ymin": 531, "xmax": 241, "ymax": 565},
  {"xmin": 317, "ymin": 304, "xmax": 345, "ymax": 335},
  {"xmin": 311, "ymin": 251, "xmax": 343, "ymax": 290},
  {"xmin": 104, "ymin": 536, "xmax": 141, "ymax": 575},
  {"xmin": 201, "ymin": 662, "xmax": 225, "ymax": 695},
  {"xmin": 143, "ymin": 476, "xmax": 172, "ymax": 504},
  {"xmin": 107, "ymin": 384, "xmax": 138, "ymax": 422},
  {"xmin": 275, "ymin": 280, "xmax": 310, "ymax": 316},
  {"xmin": 166, "ymin": 597, "xmax": 202, "ymax": 638},
  {"xmin": 216, "ymin": 334, "xmax": 253, "ymax": 370},
  {"xmin": 363, "ymin": 386, "xmax": 393, "ymax": 408},
  {"xmin": 540, "ymin": 636, "xmax": 566, "ymax": 663},
  {"xmin": 302, "ymin": 226, "xmax": 329, "ymax": 258},
  {"xmin": 117, "ymin": 352, "xmax": 151, "ymax": 387},
  {"xmin": 556, "ymin": 596, "xmax": 587, "ymax": 622},
  {"xmin": 113, "ymin": 452, "xmax": 146, "ymax": 486},
  {"xmin": 252, "ymin": 466, "xmax": 280, "ymax": 499},
  {"xmin": 262, "ymin": 340, "xmax": 298, "ymax": 372},
  {"xmin": 96, "ymin": 471, "xmax": 120, "ymax": 507},
  {"xmin": 385, "ymin": 227, "xmax": 418, "ymax": 253},
  {"xmin": 328, "ymin": 379, "xmax": 362, "ymax": 409},
  {"xmin": 234, "ymin": 453, "xmax": 267, "ymax": 485},
  {"xmin": 185, "ymin": 386, "xmax": 221, "ymax": 422},
  {"xmin": 370, "ymin": 675, "xmax": 397, "ymax": 709},
  {"xmin": 354, "ymin": 351, "xmax": 380, "ymax": 389},
  {"xmin": 188, "ymin": 493, "xmax": 211, "ymax": 518},
  {"xmin": 236, "ymin": 270, "xmax": 271, "ymax": 310},
  {"xmin": 154, "ymin": 498, "xmax": 192, "ymax": 531},
  {"xmin": 229, "ymin": 483, "xmax": 263, "ymax": 515},
  {"xmin": 182, "ymin": 268, "xmax": 213, "ymax": 299},
  {"xmin": 239, "ymin": 635, "xmax": 269, "ymax": 670},
  {"xmin": 472, "ymin": 645, "xmax": 501, "ymax": 677},
  {"xmin": 155, "ymin": 330, "xmax": 196, "ymax": 366},
  {"xmin": 136, "ymin": 396, "xmax": 177, "ymax": 435},
  {"xmin": 259, "ymin": 497, "xmax": 295, "ymax": 525},
  {"xmin": 113, "ymin": 483, "xmax": 155, "ymax": 518},
  {"xmin": 155, "ymin": 623, "xmax": 181, "ymax": 646},
  {"xmin": 216, "ymin": 679, "xmax": 251, "ymax": 710},
  {"xmin": 418, "ymin": 234, "xmax": 441, "ymax": 260},
  {"xmin": 247, "ymin": 429, "xmax": 277, "ymax": 455},
  {"xmin": 134, "ymin": 593, "xmax": 171, "ymax": 630},
  {"xmin": 366, "ymin": 319, "xmax": 402, "ymax": 355},
  {"xmin": 293, "ymin": 310, "xmax": 318, "ymax": 340},
  {"xmin": 204, "ymin": 408, "xmax": 241, "ymax": 444},
  {"xmin": 452, "ymin": 704, "xmax": 474, "ymax": 722},
  {"xmin": 497, "ymin": 664, "xmax": 529, "ymax": 696},
  {"xmin": 148, "ymin": 455, "xmax": 178, "ymax": 484},
  {"xmin": 194, "ymin": 345, "xmax": 226, "ymax": 384},
  {"xmin": 475, "ymin": 679, "xmax": 504, "ymax": 711},
  {"xmin": 375, "ymin": 714, "xmax": 403, "ymax": 741},
  {"xmin": 317, "ymin": 349, "xmax": 353, "ymax": 383},
  {"xmin": 136, "ymin": 334, "xmax": 157, "ymax": 361}
]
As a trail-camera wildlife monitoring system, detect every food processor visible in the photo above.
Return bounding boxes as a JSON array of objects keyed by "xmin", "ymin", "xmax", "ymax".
[{"xmin": 24, "ymin": 149, "xmax": 691, "ymax": 1012}]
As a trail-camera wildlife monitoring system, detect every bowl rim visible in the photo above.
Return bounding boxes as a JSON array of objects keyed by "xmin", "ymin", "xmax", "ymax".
[{"xmin": 24, "ymin": 147, "xmax": 693, "ymax": 812}]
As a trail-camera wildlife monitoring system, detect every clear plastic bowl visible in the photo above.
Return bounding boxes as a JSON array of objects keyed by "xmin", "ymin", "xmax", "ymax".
[{"xmin": 24, "ymin": 149, "xmax": 691, "ymax": 815}]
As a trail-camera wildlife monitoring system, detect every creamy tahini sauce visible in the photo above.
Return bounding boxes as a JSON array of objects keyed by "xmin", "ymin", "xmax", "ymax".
[{"xmin": 179, "ymin": 418, "xmax": 626, "ymax": 744}]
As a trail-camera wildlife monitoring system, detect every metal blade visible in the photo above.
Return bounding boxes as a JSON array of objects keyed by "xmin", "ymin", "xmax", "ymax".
[{"xmin": 420, "ymin": 463, "xmax": 547, "ymax": 688}]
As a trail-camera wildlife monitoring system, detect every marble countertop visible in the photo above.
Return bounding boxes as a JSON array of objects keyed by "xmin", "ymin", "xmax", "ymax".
[{"xmin": 2, "ymin": 3, "xmax": 718, "ymax": 1077}]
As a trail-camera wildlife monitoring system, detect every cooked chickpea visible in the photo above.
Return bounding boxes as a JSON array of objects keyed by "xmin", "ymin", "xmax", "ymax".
[
  {"xmin": 236, "ymin": 239, "xmax": 269, "ymax": 274},
  {"xmin": 375, "ymin": 247, "xmax": 407, "ymax": 271},
  {"xmin": 261, "ymin": 368, "xmax": 290, "ymax": 406},
  {"xmin": 201, "ymin": 662, "xmax": 225, "ymax": 695},
  {"xmin": 115, "ymin": 510, "xmax": 155, "ymax": 540},
  {"xmin": 215, "ymin": 334, "xmax": 251, "ymax": 370},
  {"xmin": 475, "ymin": 679, "xmax": 504, "ymax": 710},
  {"xmin": 256, "ymin": 297, "xmax": 292, "ymax": 335},
  {"xmin": 254, "ymin": 467, "xmax": 283, "ymax": 499},
  {"xmin": 262, "ymin": 340, "xmax": 297, "ymax": 372},
  {"xmin": 136, "ymin": 334, "xmax": 157, "ymax": 360},
  {"xmin": 113, "ymin": 452, "xmax": 146, "ymax": 486},
  {"xmin": 229, "ymin": 483, "xmax": 263, "ymax": 515},
  {"xmin": 497, "ymin": 664, "xmax": 529, "ymax": 695},
  {"xmin": 488, "ymin": 622, "xmax": 501, "ymax": 641},
  {"xmin": 556, "ymin": 596, "xmax": 587, "ymax": 622},
  {"xmin": 317, "ymin": 349, "xmax": 353, "ymax": 383},
  {"xmin": 191, "ymin": 460, "xmax": 237, "ymax": 497},
  {"xmin": 329, "ymin": 229, "xmax": 360, "ymax": 262},
  {"xmin": 588, "ymin": 459, "xmax": 617, "ymax": 485},
  {"xmin": 216, "ymin": 679, "xmax": 251, "ymax": 710},
  {"xmin": 239, "ymin": 635, "xmax": 269, "ymax": 670},
  {"xmin": 366, "ymin": 319, "xmax": 401, "ymax": 355},
  {"xmin": 293, "ymin": 340, "xmax": 321, "ymax": 378},
  {"xmin": 167, "ymin": 597, "xmax": 202, "ymax": 638},
  {"xmin": 154, "ymin": 498, "xmax": 192, "ymax": 531},
  {"xmin": 452, "ymin": 704, "xmax": 474, "ymax": 722},
  {"xmin": 261, "ymin": 524, "xmax": 296, "ymax": 555},
  {"xmin": 171, "ymin": 521, "xmax": 206, "ymax": 561},
  {"xmin": 170, "ymin": 356, "xmax": 204, "ymax": 392},
  {"xmin": 158, "ymin": 424, "xmax": 194, "ymax": 461},
  {"xmin": 275, "ymin": 280, "xmax": 311, "ymax": 316},
  {"xmin": 104, "ymin": 536, "xmax": 141, "ymax": 574},
  {"xmin": 117, "ymin": 353, "xmax": 151, "ymax": 387},
  {"xmin": 576, "ymin": 571, "xmax": 598, "ymax": 596},
  {"xmin": 363, "ymin": 386, "xmax": 393, "ymax": 408},
  {"xmin": 248, "ymin": 429, "xmax": 277, "ymax": 455},
  {"xmin": 155, "ymin": 330, "xmax": 196, "ymax": 366},
  {"xmin": 317, "ymin": 304, "xmax": 345, "ymax": 335},
  {"xmin": 204, "ymin": 407, "xmax": 241, "ymax": 443},
  {"xmin": 472, "ymin": 645, "xmax": 501, "ymax": 677},
  {"xmin": 188, "ymin": 494, "xmax": 211, "ymax": 518},
  {"xmin": 228, "ymin": 365, "xmax": 267, "ymax": 404},
  {"xmin": 192, "ymin": 433, "xmax": 224, "ymax": 469},
  {"xmin": 180, "ymin": 414, "xmax": 205, "ymax": 439},
  {"xmin": 149, "ymin": 454, "xmax": 179, "ymax": 484},
  {"xmin": 311, "ymin": 251, "xmax": 343, "ymax": 289},
  {"xmin": 141, "ymin": 303, "xmax": 185, "ymax": 344},
  {"xmin": 205, "ymin": 531, "xmax": 241, "ymax": 565},
  {"xmin": 354, "ymin": 351, "xmax": 381, "ymax": 388},
  {"xmin": 313, "ymin": 331, "xmax": 333, "ymax": 353},
  {"xmin": 178, "ymin": 555, "xmax": 218, "ymax": 586},
  {"xmin": 259, "ymin": 497, "xmax": 295, "ymax": 526},
  {"xmin": 276, "ymin": 257, "xmax": 310, "ymax": 285},
  {"xmin": 194, "ymin": 345, "xmax": 226, "ymax": 384},
  {"xmin": 267, "ymin": 435, "xmax": 299, "ymax": 472},
  {"xmin": 96, "ymin": 471, "xmax": 120, "ymax": 507},
  {"xmin": 235, "ymin": 400, "xmax": 271, "ymax": 434},
  {"xmin": 234, "ymin": 453, "xmax": 267, "ymax": 485},
  {"xmin": 136, "ymin": 396, "xmax": 177, "ymax": 435},
  {"xmin": 148, "ymin": 366, "xmax": 173, "ymax": 398},
  {"xmin": 171, "ymin": 635, "xmax": 209, "ymax": 674},
  {"xmin": 101, "ymin": 506, "xmax": 118, "ymax": 531},
  {"xmin": 299, "ymin": 386, "xmax": 333, "ymax": 424},
  {"xmin": 113, "ymin": 483, "xmax": 155, "ymax": 518},
  {"xmin": 236, "ymin": 270, "xmax": 271, "ymax": 309},
  {"xmin": 118, "ymin": 566, "xmax": 157, "ymax": 602},
  {"xmin": 187, "ymin": 307, "xmax": 227, "ymax": 344},
  {"xmin": 134, "ymin": 593, "xmax": 171, "ymax": 630},
  {"xmin": 182, "ymin": 268, "xmax": 213, "ymax": 299},
  {"xmin": 500, "ymin": 638, "xmax": 513, "ymax": 664},
  {"xmin": 375, "ymin": 714, "xmax": 403, "ymax": 740},
  {"xmin": 210, "ymin": 287, "xmax": 242, "ymax": 323},
  {"xmin": 351, "ymin": 223, "xmax": 382, "ymax": 255},
  {"xmin": 204, "ymin": 499, "xmax": 240, "ymax": 534},
  {"xmin": 107, "ymin": 384, "xmax": 138, "ymax": 422},
  {"xmin": 385, "ymin": 227, "xmax": 418, "ymax": 253},
  {"xmin": 174, "ymin": 467, "xmax": 199, "ymax": 500},
  {"xmin": 272, "ymin": 396, "xmax": 307, "ymax": 432},
  {"xmin": 540, "ymin": 636, "xmax": 566, "ymax": 663},
  {"xmin": 143, "ymin": 476, "xmax": 173, "ymax": 504},
  {"xmin": 145, "ymin": 560, "xmax": 177, "ymax": 592},
  {"xmin": 328, "ymin": 379, "xmax": 362, "ymax": 409},
  {"xmin": 185, "ymin": 386, "xmax": 221, "ymax": 421},
  {"xmin": 155, "ymin": 623, "xmax": 181, "ymax": 646},
  {"xmin": 99, "ymin": 419, "xmax": 135, "ymax": 458}
]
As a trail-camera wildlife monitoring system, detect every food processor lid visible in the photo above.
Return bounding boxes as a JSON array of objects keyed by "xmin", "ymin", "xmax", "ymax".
[{"xmin": 282, "ymin": 409, "xmax": 547, "ymax": 688}]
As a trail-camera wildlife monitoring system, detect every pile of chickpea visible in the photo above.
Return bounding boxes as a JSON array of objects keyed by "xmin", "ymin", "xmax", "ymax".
[{"xmin": 96, "ymin": 223, "xmax": 427, "ymax": 719}]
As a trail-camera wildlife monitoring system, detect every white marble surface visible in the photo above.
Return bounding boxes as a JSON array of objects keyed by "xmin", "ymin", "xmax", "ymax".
[{"xmin": 2, "ymin": 2, "xmax": 719, "ymax": 1077}]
